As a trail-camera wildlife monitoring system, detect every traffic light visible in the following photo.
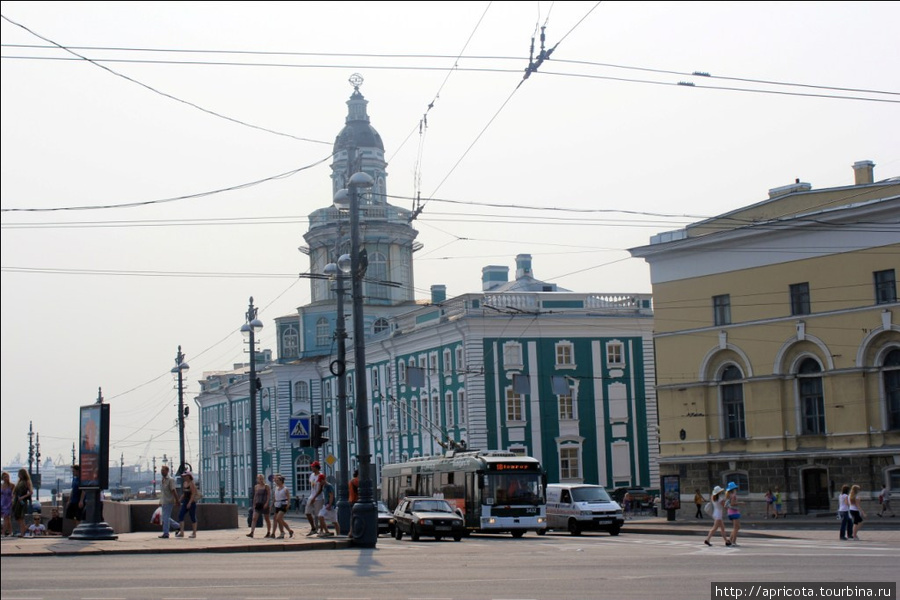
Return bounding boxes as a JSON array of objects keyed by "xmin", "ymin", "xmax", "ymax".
[{"xmin": 311, "ymin": 414, "xmax": 329, "ymax": 448}]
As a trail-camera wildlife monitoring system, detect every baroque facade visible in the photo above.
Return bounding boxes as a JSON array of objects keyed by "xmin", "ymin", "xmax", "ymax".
[
  {"xmin": 195, "ymin": 80, "xmax": 658, "ymax": 506},
  {"xmin": 630, "ymin": 160, "xmax": 900, "ymax": 516}
]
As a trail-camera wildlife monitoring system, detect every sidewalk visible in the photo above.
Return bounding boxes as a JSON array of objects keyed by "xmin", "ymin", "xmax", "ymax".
[{"xmin": 2, "ymin": 513, "xmax": 896, "ymax": 558}]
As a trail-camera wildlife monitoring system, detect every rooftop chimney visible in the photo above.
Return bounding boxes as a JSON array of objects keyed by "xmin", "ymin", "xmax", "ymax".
[
  {"xmin": 515, "ymin": 254, "xmax": 533, "ymax": 280},
  {"xmin": 852, "ymin": 160, "xmax": 875, "ymax": 185},
  {"xmin": 482, "ymin": 265, "xmax": 509, "ymax": 291},
  {"xmin": 430, "ymin": 284, "xmax": 446, "ymax": 304}
]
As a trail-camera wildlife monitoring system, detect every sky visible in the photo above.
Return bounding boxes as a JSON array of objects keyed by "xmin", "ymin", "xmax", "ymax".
[{"xmin": 2, "ymin": 1, "xmax": 898, "ymax": 474}]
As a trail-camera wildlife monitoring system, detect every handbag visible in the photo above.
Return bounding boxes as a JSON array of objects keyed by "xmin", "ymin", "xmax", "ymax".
[
  {"xmin": 703, "ymin": 502, "xmax": 713, "ymax": 516},
  {"xmin": 150, "ymin": 507, "xmax": 162, "ymax": 525}
]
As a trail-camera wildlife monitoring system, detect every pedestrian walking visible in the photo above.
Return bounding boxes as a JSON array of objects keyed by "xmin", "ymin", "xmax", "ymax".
[
  {"xmin": 764, "ymin": 489, "xmax": 775, "ymax": 519},
  {"xmin": 877, "ymin": 485, "xmax": 894, "ymax": 517},
  {"xmin": 703, "ymin": 486, "xmax": 731, "ymax": 546},
  {"xmin": 176, "ymin": 471, "xmax": 200, "ymax": 538},
  {"xmin": 774, "ymin": 487, "xmax": 785, "ymax": 518},
  {"xmin": 65, "ymin": 465, "xmax": 85, "ymax": 529},
  {"xmin": 693, "ymin": 489, "xmax": 706, "ymax": 519},
  {"xmin": 317, "ymin": 474, "xmax": 337, "ymax": 537},
  {"xmin": 272, "ymin": 474, "xmax": 294, "ymax": 539},
  {"xmin": 349, "ymin": 469, "xmax": 360, "ymax": 505},
  {"xmin": 157, "ymin": 464, "xmax": 181, "ymax": 538},
  {"xmin": 247, "ymin": 473, "xmax": 271, "ymax": 538},
  {"xmin": 1, "ymin": 471, "xmax": 13, "ymax": 536},
  {"xmin": 725, "ymin": 482, "xmax": 742, "ymax": 546},
  {"xmin": 838, "ymin": 484, "xmax": 852, "ymax": 540},
  {"xmin": 12, "ymin": 468, "xmax": 33, "ymax": 537},
  {"xmin": 848, "ymin": 484, "xmax": 865, "ymax": 540},
  {"xmin": 305, "ymin": 461, "xmax": 324, "ymax": 536}
]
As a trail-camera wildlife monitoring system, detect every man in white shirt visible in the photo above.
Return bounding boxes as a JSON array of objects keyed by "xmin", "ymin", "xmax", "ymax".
[{"xmin": 304, "ymin": 461, "xmax": 324, "ymax": 536}]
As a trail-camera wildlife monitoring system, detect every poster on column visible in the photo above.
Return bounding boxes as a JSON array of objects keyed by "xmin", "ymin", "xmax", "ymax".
[{"xmin": 79, "ymin": 403, "xmax": 110, "ymax": 489}]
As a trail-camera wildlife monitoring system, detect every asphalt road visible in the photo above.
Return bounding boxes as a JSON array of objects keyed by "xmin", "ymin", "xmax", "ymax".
[{"xmin": 2, "ymin": 529, "xmax": 897, "ymax": 600}]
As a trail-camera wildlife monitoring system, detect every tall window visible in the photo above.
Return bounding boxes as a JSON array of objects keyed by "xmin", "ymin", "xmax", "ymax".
[
  {"xmin": 720, "ymin": 365, "xmax": 745, "ymax": 439},
  {"xmin": 294, "ymin": 381, "xmax": 309, "ymax": 403},
  {"xmin": 446, "ymin": 391, "xmax": 455, "ymax": 427},
  {"xmin": 365, "ymin": 251, "xmax": 389, "ymax": 303},
  {"xmin": 455, "ymin": 347, "xmax": 464, "ymax": 375},
  {"xmin": 883, "ymin": 348, "xmax": 900, "ymax": 430},
  {"xmin": 790, "ymin": 282, "xmax": 811, "ymax": 316},
  {"xmin": 606, "ymin": 341, "xmax": 624, "ymax": 366},
  {"xmin": 503, "ymin": 342, "xmax": 523, "ymax": 369},
  {"xmin": 559, "ymin": 445, "xmax": 580, "ymax": 480},
  {"xmin": 558, "ymin": 387, "xmax": 575, "ymax": 420},
  {"xmin": 875, "ymin": 269, "xmax": 897, "ymax": 304},
  {"xmin": 713, "ymin": 294, "xmax": 731, "ymax": 326},
  {"xmin": 555, "ymin": 342, "xmax": 574, "ymax": 367},
  {"xmin": 506, "ymin": 388, "xmax": 523, "ymax": 422},
  {"xmin": 398, "ymin": 361, "xmax": 407, "ymax": 385},
  {"xmin": 458, "ymin": 390, "xmax": 467, "ymax": 425},
  {"xmin": 443, "ymin": 349, "xmax": 452, "ymax": 374},
  {"xmin": 798, "ymin": 358, "xmax": 825, "ymax": 434},
  {"xmin": 371, "ymin": 368, "xmax": 379, "ymax": 395},
  {"xmin": 282, "ymin": 326, "xmax": 299, "ymax": 359},
  {"xmin": 316, "ymin": 317, "xmax": 331, "ymax": 346}
]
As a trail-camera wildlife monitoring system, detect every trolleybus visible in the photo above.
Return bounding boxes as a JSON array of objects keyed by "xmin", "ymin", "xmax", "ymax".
[{"xmin": 381, "ymin": 450, "xmax": 546, "ymax": 537}]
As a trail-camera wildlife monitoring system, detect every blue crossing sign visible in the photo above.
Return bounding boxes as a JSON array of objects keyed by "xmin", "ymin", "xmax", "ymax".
[{"xmin": 289, "ymin": 417, "xmax": 310, "ymax": 440}]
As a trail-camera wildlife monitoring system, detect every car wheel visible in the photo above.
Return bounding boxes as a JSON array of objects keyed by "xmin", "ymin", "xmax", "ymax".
[
  {"xmin": 609, "ymin": 526, "xmax": 621, "ymax": 536},
  {"xmin": 453, "ymin": 534, "xmax": 462, "ymax": 542},
  {"xmin": 511, "ymin": 529, "xmax": 526, "ymax": 538},
  {"xmin": 394, "ymin": 527, "xmax": 403, "ymax": 541},
  {"xmin": 536, "ymin": 528, "xmax": 547, "ymax": 536},
  {"xmin": 567, "ymin": 519, "xmax": 582, "ymax": 536},
  {"xmin": 411, "ymin": 525, "xmax": 420, "ymax": 541}
]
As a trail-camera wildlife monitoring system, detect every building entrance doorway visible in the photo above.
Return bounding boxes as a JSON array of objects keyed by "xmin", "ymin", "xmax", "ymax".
[{"xmin": 801, "ymin": 468, "xmax": 829, "ymax": 513}]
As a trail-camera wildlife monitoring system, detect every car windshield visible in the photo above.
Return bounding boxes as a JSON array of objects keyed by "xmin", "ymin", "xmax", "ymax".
[
  {"xmin": 413, "ymin": 500, "xmax": 452, "ymax": 512},
  {"xmin": 377, "ymin": 502, "xmax": 389, "ymax": 513},
  {"xmin": 571, "ymin": 487, "xmax": 613, "ymax": 503}
]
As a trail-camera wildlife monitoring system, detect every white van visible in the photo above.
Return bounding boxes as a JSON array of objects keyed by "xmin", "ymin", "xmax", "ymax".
[{"xmin": 542, "ymin": 484, "xmax": 624, "ymax": 536}]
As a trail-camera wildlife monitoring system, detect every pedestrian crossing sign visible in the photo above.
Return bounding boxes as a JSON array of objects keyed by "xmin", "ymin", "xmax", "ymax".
[{"xmin": 289, "ymin": 417, "xmax": 310, "ymax": 439}]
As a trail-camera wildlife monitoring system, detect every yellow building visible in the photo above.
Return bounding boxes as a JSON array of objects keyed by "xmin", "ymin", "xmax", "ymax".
[{"xmin": 630, "ymin": 160, "xmax": 899, "ymax": 515}]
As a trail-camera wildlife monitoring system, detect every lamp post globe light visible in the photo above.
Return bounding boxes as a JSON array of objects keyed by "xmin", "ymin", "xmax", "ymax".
[
  {"xmin": 324, "ymin": 255, "xmax": 352, "ymax": 535},
  {"xmin": 171, "ymin": 346, "xmax": 190, "ymax": 477},
  {"xmin": 241, "ymin": 297, "xmax": 263, "ymax": 499},
  {"xmin": 333, "ymin": 169, "xmax": 378, "ymax": 547}
]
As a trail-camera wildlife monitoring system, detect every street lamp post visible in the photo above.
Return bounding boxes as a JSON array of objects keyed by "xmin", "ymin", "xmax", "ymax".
[
  {"xmin": 334, "ymin": 169, "xmax": 377, "ymax": 547},
  {"xmin": 241, "ymin": 297, "xmax": 264, "ymax": 499},
  {"xmin": 324, "ymin": 253, "xmax": 351, "ymax": 535},
  {"xmin": 172, "ymin": 346, "xmax": 190, "ymax": 477}
]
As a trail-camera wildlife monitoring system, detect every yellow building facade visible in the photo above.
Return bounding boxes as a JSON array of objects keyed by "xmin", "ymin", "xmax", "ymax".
[{"xmin": 630, "ymin": 160, "xmax": 899, "ymax": 515}]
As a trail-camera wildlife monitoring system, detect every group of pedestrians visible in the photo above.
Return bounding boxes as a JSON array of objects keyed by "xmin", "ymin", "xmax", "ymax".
[
  {"xmin": 703, "ymin": 482, "xmax": 743, "ymax": 547},
  {"xmin": 246, "ymin": 472, "xmax": 295, "ymax": 539},
  {"xmin": 1, "ymin": 469, "xmax": 34, "ymax": 538},
  {"xmin": 157, "ymin": 465, "xmax": 200, "ymax": 539},
  {"xmin": 837, "ymin": 483, "xmax": 882, "ymax": 541}
]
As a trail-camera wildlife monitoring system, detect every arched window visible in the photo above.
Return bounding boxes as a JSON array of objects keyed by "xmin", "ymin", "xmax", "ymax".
[
  {"xmin": 316, "ymin": 317, "xmax": 331, "ymax": 347},
  {"xmin": 282, "ymin": 326, "xmax": 299, "ymax": 359},
  {"xmin": 720, "ymin": 365, "xmax": 745, "ymax": 439},
  {"xmin": 373, "ymin": 318, "xmax": 390, "ymax": 335},
  {"xmin": 883, "ymin": 348, "xmax": 900, "ymax": 430},
  {"xmin": 798, "ymin": 357, "xmax": 825, "ymax": 435}
]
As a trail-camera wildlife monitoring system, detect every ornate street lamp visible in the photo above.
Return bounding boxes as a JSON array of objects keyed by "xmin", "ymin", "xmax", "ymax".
[
  {"xmin": 334, "ymin": 169, "xmax": 377, "ymax": 547},
  {"xmin": 241, "ymin": 297, "xmax": 263, "ymax": 498},
  {"xmin": 171, "ymin": 346, "xmax": 190, "ymax": 477},
  {"xmin": 324, "ymin": 252, "xmax": 352, "ymax": 535}
]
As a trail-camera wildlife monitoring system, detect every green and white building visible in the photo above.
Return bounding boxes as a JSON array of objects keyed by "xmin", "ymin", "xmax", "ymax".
[{"xmin": 195, "ymin": 81, "xmax": 658, "ymax": 506}]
